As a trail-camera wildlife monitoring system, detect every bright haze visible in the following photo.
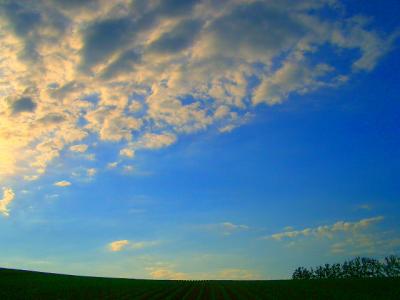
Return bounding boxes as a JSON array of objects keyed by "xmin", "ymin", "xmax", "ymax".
[{"xmin": 0, "ymin": 0, "xmax": 399, "ymax": 280}]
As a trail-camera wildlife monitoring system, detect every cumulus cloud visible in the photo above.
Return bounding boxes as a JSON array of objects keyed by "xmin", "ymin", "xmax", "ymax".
[
  {"xmin": 0, "ymin": 188, "xmax": 15, "ymax": 217},
  {"xmin": 54, "ymin": 180, "xmax": 72, "ymax": 187},
  {"xmin": 267, "ymin": 216, "xmax": 384, "ymax": 241},
  {"xmin": 0, "ymin": 0, "xmax": 397, "ymax": 188}
]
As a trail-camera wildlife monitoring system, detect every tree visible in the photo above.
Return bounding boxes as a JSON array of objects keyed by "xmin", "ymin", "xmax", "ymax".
[
  {"xmin": 291, "ymin": 255, "xmax": 400, "ymax": 280},
  {"xmin": 384, "ymin": 255, "xmax": 400, "ymax": 277}
]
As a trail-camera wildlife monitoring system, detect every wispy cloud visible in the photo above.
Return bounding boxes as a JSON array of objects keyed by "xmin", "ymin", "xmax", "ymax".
[
  {"xmin": 266, "ymin": 216, "xmax": 384, "ymax": 240},
  {"xmin": 202, "ymin": 221, "xmax": 250, "ymax": 236}
]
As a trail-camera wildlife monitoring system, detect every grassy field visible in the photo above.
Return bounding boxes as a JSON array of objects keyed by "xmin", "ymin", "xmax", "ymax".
[{"xmin": 1, "ymin": 268, "xmax": 400, "ymax": 299}]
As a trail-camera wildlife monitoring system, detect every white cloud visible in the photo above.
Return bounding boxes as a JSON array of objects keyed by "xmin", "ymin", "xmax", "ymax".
[
  {"xmin": 54, "ymin": 180, "xmax": 72, "ymax": 187},
  {"xmin": 0, "ymin": 188, "xmax": 15, "ymax": 217}
]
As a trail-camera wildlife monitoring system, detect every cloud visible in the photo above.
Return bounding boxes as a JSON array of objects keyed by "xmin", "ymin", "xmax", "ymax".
[
  {"xmin": 0, "ymin": 188, "xmax": 15, "ymax": 217},
  {"xmin": 80, "ymin": 17, "xmax": 134, "ymax": 72},
  {"xmin": 108, "ymin": 239, "xmax": 159, "ymax": 252},
  {"xmin": 69, "ymin": 144, "xmax": 89, "ymax": 153},
  {"xmin": 146, "ymin": 264, "xmax": 260, "ymax": 280},
  {"xmin": 86, "ymin": 168, "xmax": 96, "ymax": 177},
  {"xmin": 147, "ymin": 19, "xmax": 202, "ymax": 55},
  {"xmin": 107, "ymin": 161, "xmax": 119, "ymax": 169},
  {"xmin": 203, "ymin": 221, "xmax": 250, "ymax": 236},
  {"xmin": 330, "ymin": 234, "xmax": 400, "ymax": 256},
  {"xmin": 267, "ymin": 216, "xmax": 384, "ymax": 241},
  {"xmin": 119, "ymin": 148, "xmax": 135, "ymax": 158},
  {"xmin": 147, "ymin": 266, "xmax": 188, "ymax": 280},
  {"xmin": 24, "ymin": 175, "xmax": 39, "ymax": 181},
  {"xmin": 0, "ymin": 0, "xmax": 397, "ymax": 189},
  {"xmin": 54, "ymin": 180, "xmax": 72, "ymax": 187},
  {"xmin": 135, "ymin": 132, "xmax": 177, "ymax": 150},
  {"xmin": 108, "ymin": 240, "xmax": 130, "ymax": 252}
]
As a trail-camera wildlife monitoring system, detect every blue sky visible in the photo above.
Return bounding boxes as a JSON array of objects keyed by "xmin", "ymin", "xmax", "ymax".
[{"xmin": 0, "ymin": 0, "xmax": 399, "ymax": 280}]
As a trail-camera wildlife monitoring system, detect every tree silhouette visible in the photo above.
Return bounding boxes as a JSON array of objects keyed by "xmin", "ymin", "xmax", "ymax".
[{"xmin": 292, "ymin": 255, "xmax": 400, "ymax": 279}]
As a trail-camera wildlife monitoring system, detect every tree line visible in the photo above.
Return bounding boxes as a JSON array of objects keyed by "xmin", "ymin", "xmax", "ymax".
[{"xmin": 292, "ymin": 255, "xmax": 400, "ymax": 279}]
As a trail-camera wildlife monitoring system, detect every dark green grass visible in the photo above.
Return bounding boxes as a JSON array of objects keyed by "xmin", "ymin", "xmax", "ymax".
[{"xmin": 1, "ymin": 268, "xmax": 399, "ymax": 299}]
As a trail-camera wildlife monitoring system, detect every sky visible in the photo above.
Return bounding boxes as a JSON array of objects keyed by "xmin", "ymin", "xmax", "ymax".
[{"xmin": 0, "ymin": 0, "xmax": 399, "ymax": 280}]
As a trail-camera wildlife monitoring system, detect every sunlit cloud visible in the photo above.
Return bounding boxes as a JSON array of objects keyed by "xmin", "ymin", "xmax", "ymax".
[
  {"xmin": 147, "ymin": 266, "xmax": 189, "ymax": 280},
  {"xmin": 108, "ymin": 239, "xmax": 159, "ymax": 252},
  {"xmin": 0, "ymin": 0, "xmax": 396, "ymax": 188},
  {"xmin": 54, "ymin": 180, "xmax": 72, "ymax": 187},
  {"xmin": 0, "ymin": 188, "xmax": 15, "ymax": 217},
  {"xmin": 146, "ymin": 263, "xmax": 261, "ymax": 280},
  {"xmin": 108, "ymin": 240, "xmax": 130, "ymax": 252}
]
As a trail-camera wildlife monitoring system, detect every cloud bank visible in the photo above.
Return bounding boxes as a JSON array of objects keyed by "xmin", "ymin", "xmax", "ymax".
[{"xmin": 0, "ymin": 0, "xmax": 398, "ymax": 213}]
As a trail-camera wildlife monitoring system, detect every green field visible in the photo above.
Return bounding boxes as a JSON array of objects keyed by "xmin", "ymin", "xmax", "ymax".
[{"xmin": 1, "ymin": 268, "xmax": 399, "ymax": 299}]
